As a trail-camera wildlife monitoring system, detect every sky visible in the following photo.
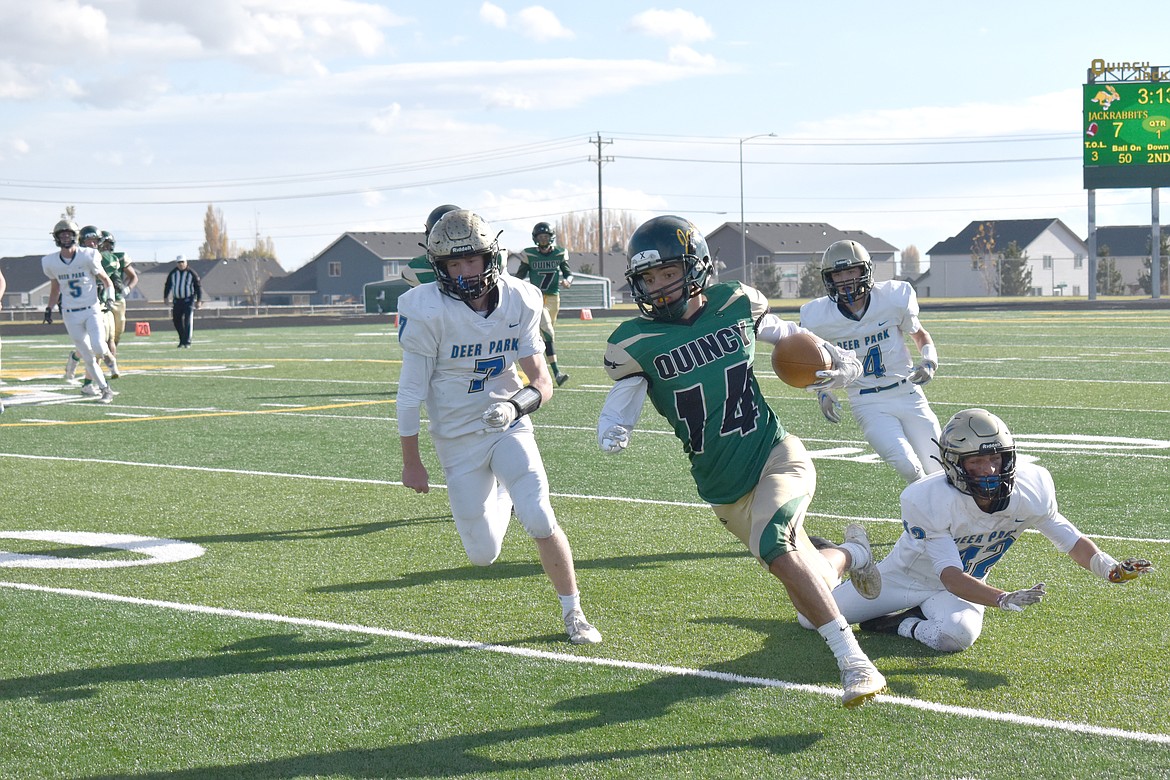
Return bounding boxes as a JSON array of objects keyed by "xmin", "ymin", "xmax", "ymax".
[{"xmin": 1, "ymin": 0, "xmax": 1166, "ymax": 273}]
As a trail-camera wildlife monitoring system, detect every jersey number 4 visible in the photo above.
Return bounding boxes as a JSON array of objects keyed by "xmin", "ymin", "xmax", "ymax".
[{"xmin": 673, "ymin": 361, "xmax": 759, "ymax": 454}]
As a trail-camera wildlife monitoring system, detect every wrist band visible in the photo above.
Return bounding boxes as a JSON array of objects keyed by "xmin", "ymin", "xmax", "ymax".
[{"xmin": 507, "ymin": 385, "xmax": 543, "ymax": 418}]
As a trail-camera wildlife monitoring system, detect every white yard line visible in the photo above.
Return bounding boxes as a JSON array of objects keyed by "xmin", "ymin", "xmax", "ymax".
[{"xmin": 1, "ymin": 580, "xmax": 1166, "ymax": 746}]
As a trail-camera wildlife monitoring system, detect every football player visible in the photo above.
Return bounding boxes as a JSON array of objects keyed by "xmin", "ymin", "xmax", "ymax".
[
  {"xmin": 800, "ymin": 240, "xmax": 942, "ymax": 483},
  {"xmin": 515, "ymin": 221, "xmax": 572, "ymax": 386},
  {"xmin": 41, "ymin": 219, "xmax": 116, "ymax": 403},
  {"xmin": 596, "ymin": 215, "xmax": 887, "ymax": 708},
  {"xmin": 808, "ymin": 408, "xmax": 1154, "ymax": 652},
  {"xmin": 396, "ymin": 209, "xmax": 601, "ymax": 645}
]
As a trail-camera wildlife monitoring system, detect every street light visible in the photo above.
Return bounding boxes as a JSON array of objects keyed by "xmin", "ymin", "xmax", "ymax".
[{"xmin": 739, "ymin": 132, "xmax": 776, "ymax": 287}]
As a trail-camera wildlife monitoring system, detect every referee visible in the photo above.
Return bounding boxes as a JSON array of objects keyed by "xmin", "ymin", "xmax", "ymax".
[{"xmin": 163, "ymin": 255, "xmax": 202, "ymax": 348}]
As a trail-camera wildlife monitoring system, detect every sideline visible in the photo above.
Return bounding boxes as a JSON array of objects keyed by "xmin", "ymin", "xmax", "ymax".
[{"xmin": 2, "ymin": 580, "xmax": 1166, "ymax": 746}]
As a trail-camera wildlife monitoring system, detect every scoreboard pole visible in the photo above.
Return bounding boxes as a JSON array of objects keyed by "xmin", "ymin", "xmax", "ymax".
[{"xmin": 1155, "ymin": 188, "xmax": 1162, "ymax": 299}]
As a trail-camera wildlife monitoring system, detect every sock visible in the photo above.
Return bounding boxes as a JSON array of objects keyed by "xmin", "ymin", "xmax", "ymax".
[
  {"xmin": 817, "ymin": 614, "xmax": 865, "ymax": 666},
  {"xmin": 558, "ymin": 592, "xmax": 581, "ymax": 618},
  {"xmin": 839, "ymin": 541, "xmax": 871, "ymax": 570},
  {"xmin": 550, "ymin": 360, "xmax": 560, "ymax": 375},
  {"xmin": 898, "ymin": 617, "xmax": 924, "ymax": 639},
  {"xmin": 81, "ymin": 378, "xmax": 92, "ymax": 387}
]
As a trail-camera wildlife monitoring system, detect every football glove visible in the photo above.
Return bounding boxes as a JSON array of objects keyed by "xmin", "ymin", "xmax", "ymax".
[
  {"xmin": 43, "ymin": 306, "xmax": 54, "ymax": 325},
  {"xmin": 817, "ymin": 390, "xmax": 842, "ymax": 424},
  {"xmin": 996, "ymin": 582, "xmax": 1046, "ymax": 612},
  {"xmin": 806, "ymin": 343, "xmax": 863, "ymax": 391},
  {"xmin": 908, "ymin": 359, "xmax": 937, "ymax": 385},
  {"xmin": 600, "ymin": 424, "xmax": 630, "ymax": 454},
  {"xmin": 1108, "ymin": 557, "xmax": 1154, "ymax": 583},
  {"xmin": 480, "ymin": 401, "xmax": 517, "ymax": 434}
]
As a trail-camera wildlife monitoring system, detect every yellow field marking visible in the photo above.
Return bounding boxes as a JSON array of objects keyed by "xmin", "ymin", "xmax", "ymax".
[{"xmin": 0, "ymin": 398, "xmax": 396, "ymax": 428}]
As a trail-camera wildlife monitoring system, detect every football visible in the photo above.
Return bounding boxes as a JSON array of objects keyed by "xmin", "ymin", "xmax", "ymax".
[{"xmin": 771, "ymin": 332, "xmax": 832, "ymax": 388}]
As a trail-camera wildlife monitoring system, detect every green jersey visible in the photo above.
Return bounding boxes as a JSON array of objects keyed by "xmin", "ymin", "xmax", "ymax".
[
  {"xmin": 603, "ymin": 282, "xmax": 785, "ymax": 505},
  {"xmin": 402, "ymin": 254, "xmax": 435, "ymax": 287},
  {"xmin": 516, "ymin": 246, "xmax": 572, "ymax": 295},
  {"xmin": 100, "ymin": 250, "xmax": 131, "ymax": 300}
]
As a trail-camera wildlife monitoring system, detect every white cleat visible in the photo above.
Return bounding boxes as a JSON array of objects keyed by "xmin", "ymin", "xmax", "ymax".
[
  {"xmin": 99, "ymin": 388, "xmax": 114, "ymax": 404},
  {"xmin": 564, "ymin": 609, "xmax": 602, "ymax": 645},
  {"xmin": 844, "ymin": 523, "xmax": 882, "ymax": 600},
  {"xmin": 80, "ymin": 383, "xmax": 100, "ymax": 397},
  {"xmin": 841, "ymin": 661, "xmax": 887, "ymax": 708}
]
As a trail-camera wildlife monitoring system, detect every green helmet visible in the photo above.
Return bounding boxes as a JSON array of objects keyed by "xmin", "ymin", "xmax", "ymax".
[
  {"xmin": 52, "ymin": 218, "xmax": 79, "ymax": 248},
  {"xmin": 625, "ymin": 215, "xmax": 712, "ymax": 321},
  {"xmin": 100, "ymin": 230, "xmax": 115, "ymax": 249},
  {"xmin": 79, "ymin": 225, "xmax": 102, "ymax": 247}
]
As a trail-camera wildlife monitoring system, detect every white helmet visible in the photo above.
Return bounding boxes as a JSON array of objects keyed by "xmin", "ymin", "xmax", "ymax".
[
  {"xmin": 52, "ymin": 218, "xmax": 79, "ymax": 248},
  {"xmin": 820, "ymin": 240, "xmax": 873, "ymax": 304},
  {"xmin": 426, "ymin": 210, "xmax": 501, "ymax": 303},
  {"xmin": 937, "ymin": 408, "xmax": 1016, "ymax": 512}
]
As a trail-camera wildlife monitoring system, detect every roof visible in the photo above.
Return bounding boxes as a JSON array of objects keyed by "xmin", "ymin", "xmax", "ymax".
[
  {"xmin": 263, "ymin": 261, "xmax": 318, "ymax": 294},
  {"xmin": 926, "ymin": 218, "xmax": 1081, "ymax": 256},
  {"xmin": 720, "ymin": 222, "xmax": 898, "ymax": 256},
  {"xmin": 0, "ymin": 255, "xmax": 53, "ymax": 292},
  {"xmin": 1095, "ymin": 225, "xmax": 1160, "ymax": 257},
  {"xmin": 315, "ymin": 231, "xmax": 425, "ymax": 261}
]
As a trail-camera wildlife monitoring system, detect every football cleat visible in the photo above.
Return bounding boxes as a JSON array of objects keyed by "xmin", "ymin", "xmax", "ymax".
[
  {"xmin": 99, "ymin": 388, "xmax": 114, "ymax": 404},
  {"xmin": 844, "ymin": 523, "xmax": 881, "ymax": 600},
  {"xmin": 555, "ymin": 372, "xmax": 570, "ymax": 387},
  {"xmin": 564, "ymin": 609, "xmax": 602, "ymax": 645},
  {"xmin": 859, "ymin": 606, "xmax": 925, "ymax": 636},
  {"xmin": 841, "ymin": 661, "xmax": 886, "ymax": 708},
  {"xmin": 80, "ymin": 383, "xmax": 100, "ymax": 397}
]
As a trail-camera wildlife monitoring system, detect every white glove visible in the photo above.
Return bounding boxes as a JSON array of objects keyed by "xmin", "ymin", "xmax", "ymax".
[
  {"xmin": 481, "ymin": 402, "xmax": 517, "ymax": 434},
  {"xmin": 600, "ymin": 424, "xmax": 630, "ymax": 454},
  {"xmin": 996, "ymin": 582, "xmax": 1046, "ymax": 612},
  {"xmin": 908, "ymin": 359, "xmax": 937, "ymax": 385},
  {"xmin": 817, "ymin": 390, "xmax": 841, "ymax": 424},
  {"xmin": 806, "ymin": 343, "xmax": 862, "ymax": 391}
]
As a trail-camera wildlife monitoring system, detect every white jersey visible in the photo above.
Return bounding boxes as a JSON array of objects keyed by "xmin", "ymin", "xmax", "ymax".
[
  {"xmin": 42, "ymin": 247, "xmax": 104, "ymax": 309},
  {"xmin": 799, "ymin": 280, "xmax": 921, "ymax": 398},
  {"xmin": 397, "ymin": 275, "xmax": 545, "ymax": 439},
  {"xmin": 887, "ymin": 462, "xmax": 1083, "ymax": 587}
]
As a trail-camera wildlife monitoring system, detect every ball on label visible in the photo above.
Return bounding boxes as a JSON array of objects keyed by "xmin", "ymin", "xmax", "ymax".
[{"xmin": 771, "ymin": 332, "xmax": 832, "ymax": 388}]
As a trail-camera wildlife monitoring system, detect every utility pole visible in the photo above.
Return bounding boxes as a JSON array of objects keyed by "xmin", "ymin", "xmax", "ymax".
[{"xmin": 590, "ymin": 134, "xmax": 613, "ymax": 280}]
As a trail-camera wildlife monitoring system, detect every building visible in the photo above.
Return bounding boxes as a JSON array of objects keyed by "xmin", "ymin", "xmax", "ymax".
[
  {"xmin": 920, "ymin": 219, "xmax": 1088, "ymax": 298},
  {"xmin": 705, "ymin": 222, "xmax": 898, "ymax": 297},
  {"xmin": 1094, "ymin": 225, "xmax": 1167, "ymax": 294},
  {"xmin": 269, "ymin": 232, "xmax": 425, "ymax": 306}
]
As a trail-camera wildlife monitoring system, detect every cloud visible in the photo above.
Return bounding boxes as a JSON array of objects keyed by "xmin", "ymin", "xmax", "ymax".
[
  {"xmin": 629, "ymin": 9, "xmax": 714, "ymax": 44},
  {"xmin": 479, "ymin": 2, "xmax": 508, "ymax": 29},
  {"xmin": 514, "ymin": 7, "xmax": 573, "ymax": 41},
  {"xmin": 668, "ymin": 46, "xmax": 715, "ymax": 67}
]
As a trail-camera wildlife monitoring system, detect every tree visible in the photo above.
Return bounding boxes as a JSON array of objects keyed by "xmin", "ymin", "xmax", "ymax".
[
  {"xmin": 233, "ymin": 234, "xmax": 280, "ymax": 307},
  {"xmin": 555, "ymin": 210, "xmax": 639, "ymax": 254},
  {"xmin": 901, "ymin": 244, "xmax": 921, "ymax": 278},
  {"xmin": 798, "ymin": 258, "xmax": 823, "ymax": 298},
  {"xmin": 1137, "ymin": 233, "xmax": 1170, "ymax": 295},
  {"xmin": 753, "ymin": 262, "xmax": 783, "ymax": 299},
  {"xmin": 998, "ymin": 241, "xmax": 1033, "ymax": 296},
  {"xmin": 969, "ymin": 222, "xmax": 999, "ymax": 295},
  {"xmin": 1095, "ymin": 244, "xmax": 1125, "ymax": 296},
  {"xmin": 200, "ymin": 204, "xmax": 231, "ymax": 260}
]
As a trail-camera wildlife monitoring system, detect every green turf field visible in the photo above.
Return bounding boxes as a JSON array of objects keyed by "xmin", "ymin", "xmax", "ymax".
[{"xmin": 1, "ymin": 309, "xmax": 1168, "ymax": 779}]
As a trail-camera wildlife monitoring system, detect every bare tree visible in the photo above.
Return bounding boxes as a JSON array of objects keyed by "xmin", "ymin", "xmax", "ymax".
[
  {"xmin": 901, "ymin": 245, "xmax": 921, "ymax": 278},
  {"xmin": 969, "ymin": 222, "xmax": 999, "ymax": 295},
  {"xmin": 555, "ymin": 210, "xmax": 640, "ymax": 253}
]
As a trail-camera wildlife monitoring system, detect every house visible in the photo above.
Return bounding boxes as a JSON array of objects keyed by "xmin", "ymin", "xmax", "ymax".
[
  {"xmin": 134, "ymin": 257, "xmax": 286, "ymax": 306},
  {"xmin": 0, "ymin": 255, "xmax": 53, "ymax": 309},
  {"xmin": 1093, "ymin": 225, "xmax": 1166, "ymax": 294},
  {"xmin": 269, "ymin": 232, "xmax": 424, "ymax": 306},
  {"xmin": 705, "ymin": 222, "xmax": 898, "ymax": 298},
  {"xmin": 921, "ymin": 219, "xmax": 1088, "ymax": 298}
]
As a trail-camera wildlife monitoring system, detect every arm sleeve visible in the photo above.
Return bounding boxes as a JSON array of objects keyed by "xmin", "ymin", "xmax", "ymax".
[
  {"xmin": 514, "ymin": 261, "xmax": 530, "ymax": 279},
  {"xmin": 396, "ymin": 350, "xmax": 433, "ymax": 437},
  {"xmin": 756, "ymin": 313, "xmax": 805, "ymax": 345},
  {"xmin": 597, "ymin": 376, "xmax": 648, "ymax": 444}
]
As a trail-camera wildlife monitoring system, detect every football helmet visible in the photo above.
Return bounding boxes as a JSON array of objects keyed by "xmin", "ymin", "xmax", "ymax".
[
  {"xmin": 625, "ymin": 215, "xmax": 712, "ymax": 321},
  {"xmin": 100, "ymin": 230, "xmax": 115, "ymax": 249},
  {"xmin": 427, "ymin": 210, "xmax": 502, "ymax": 303},
  {"xmin": 424, "ymin": 204, "xmax": 461, "ymax": 236},
  {"xmin": 79, "ymin": 225, "xmax": 102, "ymax": 247},
  {"xmin": 820, "ymin": 240, "xmax": 873, "ymax": 304},
  {"xmin": 532, "ymin": 221, "xmax": 555, "ymax": 250},
  {"xmin": 52, "ymin": 218, "xmax": 79, "ymax": 248},
  {"xmin": 937, "ymin": 408, "xmax": 1016, "ymax": 512}
]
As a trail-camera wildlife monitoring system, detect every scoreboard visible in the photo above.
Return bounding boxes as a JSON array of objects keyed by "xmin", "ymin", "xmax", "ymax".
[{"xmin": 1083, "ymin": 81, "xmax": 1170, "ymax": 189}]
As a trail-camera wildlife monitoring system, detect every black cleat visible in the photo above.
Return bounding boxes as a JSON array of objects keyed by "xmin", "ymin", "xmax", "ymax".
[
  {"xmin": 555, "ymin": 373, "xmax": 570, "ymax": 387},
  {"xmin": 860, "ymin": 606, "xmax": 925, "ymax": 635}
]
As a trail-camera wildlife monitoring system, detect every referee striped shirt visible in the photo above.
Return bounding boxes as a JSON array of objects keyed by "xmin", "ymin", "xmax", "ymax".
[{"xmin": 164, "ymin": 266, "xmax": 202, "ymax": 301}]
